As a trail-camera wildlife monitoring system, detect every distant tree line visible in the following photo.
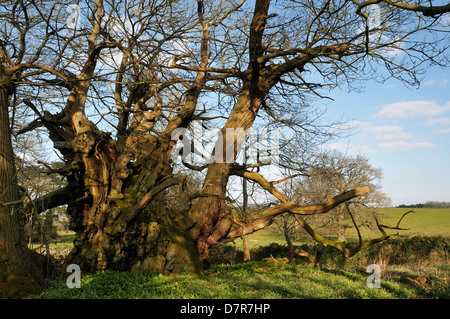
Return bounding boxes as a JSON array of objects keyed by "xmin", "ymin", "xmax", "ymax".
[{"xmin": 397, "ymin": 202, "xmax": 450, "ymax": 209}]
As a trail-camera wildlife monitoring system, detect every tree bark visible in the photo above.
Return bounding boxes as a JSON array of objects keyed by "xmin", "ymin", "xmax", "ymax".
[
  {"xmin": 188, "ymin": 81, "xmax": 264, "ymax": 260},
  {"xmin": 242, "ymin": 162, "xmax": 251, "ymax": 263},
  {"xmin": 337, "ymin": 206, "xmax": 347, "ymax": 243},
  {"xmin": 63, "ymin": 133, "xmax": 203, "ymax": 274},
  {"xmin": 283, "ymin": 217, "xmax": 295, "ymax": 260},
  {"xmin": 0, "ymin": 68, "xmax": 46, "ymax": 298}
]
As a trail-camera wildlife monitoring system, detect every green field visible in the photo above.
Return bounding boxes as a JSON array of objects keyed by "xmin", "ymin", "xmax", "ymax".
[
  {"xmin": 231, "ymin": 208, "xmax": 450, "ymax": 250},
  {"xmin": 378, "ymin": 208, "xmax": 450, "ymax": 237}
]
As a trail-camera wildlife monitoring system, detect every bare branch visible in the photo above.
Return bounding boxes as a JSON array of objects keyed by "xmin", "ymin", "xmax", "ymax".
[
  {"xmin": 379, "ymin": 209, "xmax": 415, "ymax": 230},
  {"xmin": 227, "ymin": 187, "xmax": 370, "ymax": 238},
  {"xmin": 24, "ymin": 185, "xmax": 83, "ymax": 216},
  {"xmin": 125, "ymin": 176, "xmax": 186, "ymax": 223},
  {"xmin": 353, "ymin": 0, "xmax": 450, "ymax": 17}
]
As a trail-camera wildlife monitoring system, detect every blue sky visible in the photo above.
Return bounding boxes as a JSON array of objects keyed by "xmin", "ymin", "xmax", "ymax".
[{"xmin": 323, "ymin": 65, "xmax": 449, "ymax": 206}]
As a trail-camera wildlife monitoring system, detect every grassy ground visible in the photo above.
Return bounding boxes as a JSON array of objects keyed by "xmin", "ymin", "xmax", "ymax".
[
  {"xmin": 30, "ymin": 208, "xmax": 449, "ymax": 299},
  {"xmin": 30, "ymin": 231, "xmax": 75, "ymax": 251},
  {"xmin": 32, "ymin": 261, "xmax": 438, "ymax": 299}
]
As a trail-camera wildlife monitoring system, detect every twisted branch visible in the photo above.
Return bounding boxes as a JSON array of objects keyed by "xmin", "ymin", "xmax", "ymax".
[{"xmin": 228, "ymin": 168, "xmax": 412, "ymax": 262}]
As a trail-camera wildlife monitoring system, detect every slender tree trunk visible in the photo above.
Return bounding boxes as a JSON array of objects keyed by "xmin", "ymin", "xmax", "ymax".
[
  {"xmin": 242, "ymin": 235, "xmax": 251, "ymax": 262},
  {"xmin": 283, "ymin": 217, "xmax": 295, "ymax": 260},
  {"xmin": 242, "ymin": 163, "xmax": 251, "ymax": 262},
  {"xmin": 0, "ymin": 69, "xmax": 46, "ymax": 298},
  {"xmin": 337, "ymin": 207, "xmax": 347, "ymax": 243}
]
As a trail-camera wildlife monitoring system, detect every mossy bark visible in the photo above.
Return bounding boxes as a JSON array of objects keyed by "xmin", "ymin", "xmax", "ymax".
[
  {"xmin": 66, "ymin": 199, "xmax": 203, "ymax": 275},
  {"xmin": 65, "ymin": 135, "xmax": 203, "ymax": 275},
  {"xmin": 0, "ymin": 253, "xmax": 50, "ymax": 298},
  {"xmin": 0, "ymin": 70, "xmax": 47, "ymax": 298}
]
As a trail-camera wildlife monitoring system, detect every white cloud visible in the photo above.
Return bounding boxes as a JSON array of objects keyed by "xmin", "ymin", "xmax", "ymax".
[
  {"xmin": 424, "ymin": 79, "xmax": 448, "ymax": 87},
  {"xmin": 324, "ymin": 143, "xmax": 373, "ymax": 154},
  {"xmin": 378, "ymin": 141, "xmax": 436, "ymax": 151},
  {"xmin": 328, "ymin": 121, "xmax": 412, "ymax": 140},
  {"xmin": 364, "ymin": 125, "xmax": 412, "ymax": 141},
  {"xmin": 330, "ymin": 120, "xmax": 437, "ymax": 153},
  {"xmin": 425, "ymin": 117, "xmax": 450, "ymax": 125},
  {"xmin": 327, "ymin": 120, "xmax": 370, "ymax": 133},
  {"xmin": 363, "ymin": 124, "xmax": 435, "ymax": 151},
  {"xmin": 344, "ymin": 122, "xmax": 413, "ymax": 141},
  {"xmin": 438, "ymin": 13, "xmax": 450, "ymax": 27},
  {"xmin": 436, "ymin": 128, "xmax": 450, "ymax": 134},
  {"xmin": 424, "ymin": 117, "xmax": 450, "ymax": 134},
  {"xmin": 374, "ymin": 100, "xmax": 450, "ymax": 119}
]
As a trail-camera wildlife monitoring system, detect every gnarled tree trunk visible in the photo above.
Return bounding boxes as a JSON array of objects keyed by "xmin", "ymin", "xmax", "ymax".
[
  {"xmin": 61, "ymin": 114, "xmax": 203, "ymax": 274},
  {"xmin": 68, "ymin": 150, "xmax": 202, "ymax": 274}
]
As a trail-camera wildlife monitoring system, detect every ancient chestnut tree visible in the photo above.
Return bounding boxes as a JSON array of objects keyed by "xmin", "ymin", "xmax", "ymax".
[{"xmin": 1, "ymin": 0, "xmax": 449, "ymax": 287}]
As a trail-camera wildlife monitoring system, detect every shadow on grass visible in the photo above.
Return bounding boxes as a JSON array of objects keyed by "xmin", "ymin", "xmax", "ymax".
[{"xmin": 33, "ymin": 261, "xmax": 444, "ymax": 299}]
